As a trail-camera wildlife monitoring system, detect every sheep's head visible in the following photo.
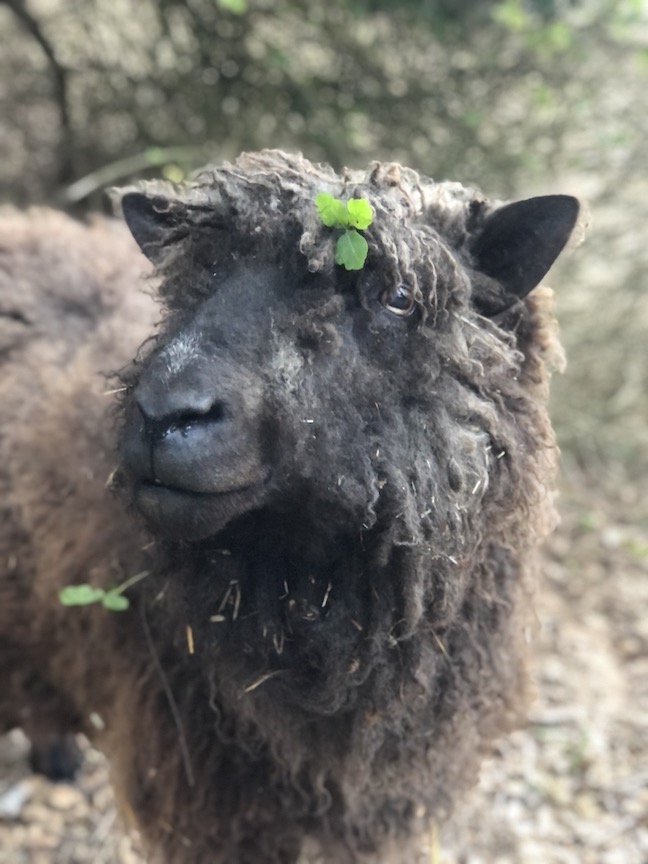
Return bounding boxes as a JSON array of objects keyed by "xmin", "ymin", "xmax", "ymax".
[
  {"xmin": 115, "ymin": 152, "xmax": 578, "ymax": 716},
  {"xmin": 118, "ymin": 152, "xmax": 577, "ymax": 548}
]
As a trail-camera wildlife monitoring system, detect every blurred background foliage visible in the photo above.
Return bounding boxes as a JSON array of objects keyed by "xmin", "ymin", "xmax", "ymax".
[{"xmin": 0, "ymin": 0, "xmax": 646, "ymax": 497}]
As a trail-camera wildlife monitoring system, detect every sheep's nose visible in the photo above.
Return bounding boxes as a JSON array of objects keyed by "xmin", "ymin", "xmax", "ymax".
[
  {"xmin": 122, "ymin": 357, "xmax": 266, "ymax": 499},
  {"xmin": 124, "ymin": 367, "xmax": 235, "ymax": 494}
]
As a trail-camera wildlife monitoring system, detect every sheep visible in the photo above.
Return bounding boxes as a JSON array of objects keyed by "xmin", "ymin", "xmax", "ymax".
[{"xmin": 0, "ymin": 150, "xmax": 579, "ymax": 864}]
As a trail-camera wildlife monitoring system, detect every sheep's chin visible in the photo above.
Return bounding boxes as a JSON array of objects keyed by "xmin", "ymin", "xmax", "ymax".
[{"xmin": 134, "ymin": 480, "xmax": 267, "ymax": 541}]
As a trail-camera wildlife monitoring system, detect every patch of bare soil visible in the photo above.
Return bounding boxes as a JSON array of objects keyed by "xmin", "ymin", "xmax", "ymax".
[{"xmin": 1, "ymin": 475, "xmax": 646, "ymax": 863}]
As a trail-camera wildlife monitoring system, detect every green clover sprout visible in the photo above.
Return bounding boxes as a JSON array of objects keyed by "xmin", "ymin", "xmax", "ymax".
[
  {"xmin": 315, "ymin": 192, "xmax": 374, "ymax": 270},
  {"xmin": 59, "ymin": 570, "xmax": 149, "ymax": 612}
]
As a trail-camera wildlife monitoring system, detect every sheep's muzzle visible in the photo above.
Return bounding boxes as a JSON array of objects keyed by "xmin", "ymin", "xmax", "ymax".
[{"xmin": 120, "ymin": 347, "xmax": 269, "ymax": 541}]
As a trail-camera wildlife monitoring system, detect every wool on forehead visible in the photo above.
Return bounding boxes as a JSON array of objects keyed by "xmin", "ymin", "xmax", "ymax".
[{"xmin": 119, "ymin": 149, "xmax": 488, "ymax": 317}]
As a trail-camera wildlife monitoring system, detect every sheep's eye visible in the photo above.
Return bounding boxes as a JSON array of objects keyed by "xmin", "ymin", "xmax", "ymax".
[{"xmin": 381, "ymin": 284, "xmax": 416, "ymax": 317}]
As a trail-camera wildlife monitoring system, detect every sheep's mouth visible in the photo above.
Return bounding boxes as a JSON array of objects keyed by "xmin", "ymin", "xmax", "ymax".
[{"xmin": 133, "ymin": 476, "xmax": 269, "ymax": 541}]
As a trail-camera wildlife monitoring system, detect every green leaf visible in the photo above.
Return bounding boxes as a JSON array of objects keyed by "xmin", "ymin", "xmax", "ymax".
[
  {"xmin": 335, "ymin": 229, "xmax": 369, "ymax": 270},
  {"xmin": 492, "ymin": 0, "xmax": 529, "ymax": 32},
  {"xmin": 315, "ymin": 192, "xmax": 349, "ymax": 228},
  {"xmin": 102, "ymin": 592, "xmax": 130, "ymax": 611},
  {"xmin": 544, "ymin": 21, "xmax": 571, "ymax": 52},
  {"xmin": 346, "ymin": 198, "xmax": 373, "ymax": 230},
  {"xmin": 59, "ymin": 585, "xmax": 106, "ymax": 606},
  {"xmin": 216, "ymin": 0, "xmax": 247, "ymax": 14}
]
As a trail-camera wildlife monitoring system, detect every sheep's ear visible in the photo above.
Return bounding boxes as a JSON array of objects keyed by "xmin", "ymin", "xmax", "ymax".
[
  {"xmin": 472, "ymin": 195, "xmax": 579, "ymax": 300},
  {"xmin": 121, "ymin": 192, "xmax": 185, "ymax": 262}
]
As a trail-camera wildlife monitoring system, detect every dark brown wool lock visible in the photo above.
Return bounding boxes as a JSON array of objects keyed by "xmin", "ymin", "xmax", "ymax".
[{"xmin": 0, "ymin": 151, "xmax": 579, "ymax": 863}]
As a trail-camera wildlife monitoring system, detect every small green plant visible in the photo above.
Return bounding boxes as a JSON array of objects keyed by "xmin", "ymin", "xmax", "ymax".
[
  {"xmin": 216, "ymin": 0, "xmax": 247, "ymax": 14},
  {"xmin": 59, "ymin": 570, "xmax": 149, "ymax": 612},
  {"xmin": 315, "ymin": 192, "xmax": 374, "ymax": 270}
]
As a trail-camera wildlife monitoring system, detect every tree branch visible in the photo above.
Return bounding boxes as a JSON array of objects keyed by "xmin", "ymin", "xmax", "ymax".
[{"xmin": 1, "ymin": 0, "xmax": 73, "ymax": 179}]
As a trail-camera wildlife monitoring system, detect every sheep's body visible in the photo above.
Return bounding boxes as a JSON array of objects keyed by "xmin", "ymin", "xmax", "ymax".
[{"xmin": 0, "ymin": 153, "xmax": 577, "ymax": 863}]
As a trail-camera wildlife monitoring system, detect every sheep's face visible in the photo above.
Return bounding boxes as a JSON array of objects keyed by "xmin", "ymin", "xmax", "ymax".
[
  {"xmin": 119, "ymin": 258, "xmax": 441, "ymax": 543},
  {"xmin": 118, "ymin": 161, "xmax": 579, "ymax": 556}
]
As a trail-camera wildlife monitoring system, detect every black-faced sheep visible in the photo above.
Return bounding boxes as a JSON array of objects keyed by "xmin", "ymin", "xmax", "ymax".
[{"xmin": 0, "ymin": 151, "xmax": 579, "ymax": 864}]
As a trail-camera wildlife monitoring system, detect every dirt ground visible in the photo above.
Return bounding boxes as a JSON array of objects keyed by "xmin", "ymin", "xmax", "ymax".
[{"xmin": 1, "ymin": 471, "xmax": 646, "ymax": 864}]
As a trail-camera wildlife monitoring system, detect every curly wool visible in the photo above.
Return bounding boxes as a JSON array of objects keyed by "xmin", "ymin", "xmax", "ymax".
[{"xmin": 127, "ymin": 152, "xmax": 479, "ymax": 316}]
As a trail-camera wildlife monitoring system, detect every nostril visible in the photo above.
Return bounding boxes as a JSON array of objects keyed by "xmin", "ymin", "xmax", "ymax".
[
  {"xmin": 168, "ymin": 402, "xmax": 227, "ymax": 438},
  {"xmin": 137, "ymin": 399, "xmax": 228, "ymax": 442}
]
